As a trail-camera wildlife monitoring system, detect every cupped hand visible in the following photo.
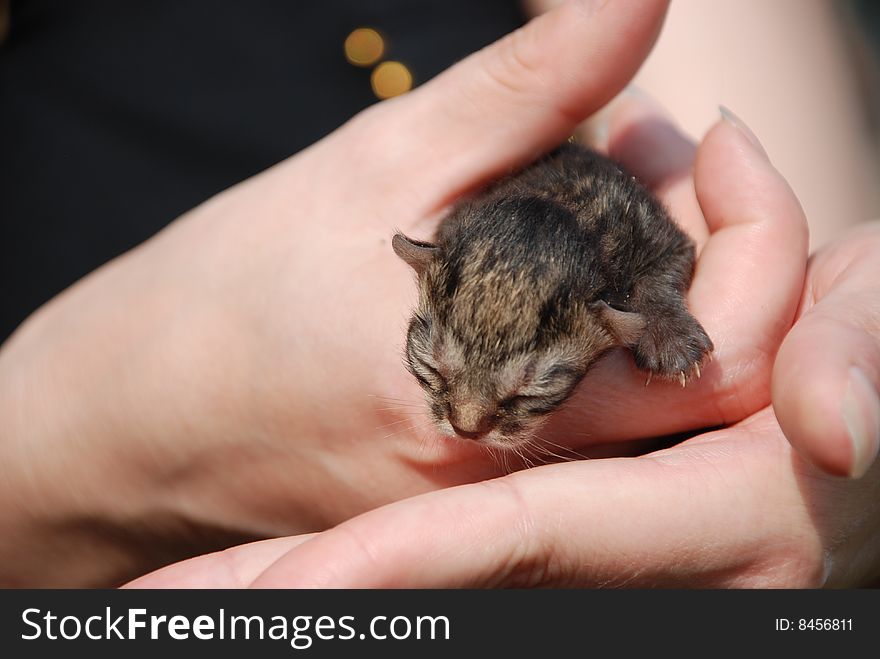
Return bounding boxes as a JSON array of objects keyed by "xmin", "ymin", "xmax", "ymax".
[
  {"xmin": 127, "ymin": 101, "xmax": 870, "ymax": 589},
  {"xmin": 0, "ymin": 0, "xmax": 672, "ymax": 585},
  {"xmin": 0, "ymin": 0, "xmax": 808, "ymax": 585},
  {"xmin": 130, "ymin": 401, "xmax": 880, "ymax": 588}
]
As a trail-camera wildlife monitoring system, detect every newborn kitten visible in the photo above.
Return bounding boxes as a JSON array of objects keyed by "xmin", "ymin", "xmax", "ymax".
[{"xmin": 393, "ymin": 143, "xmax": 713, "ymax": 447}]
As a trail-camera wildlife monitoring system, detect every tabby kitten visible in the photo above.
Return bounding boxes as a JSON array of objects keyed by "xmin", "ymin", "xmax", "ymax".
[{"xmin": 393, "ymin": 143, "xmax": 713, "ymax": 447}]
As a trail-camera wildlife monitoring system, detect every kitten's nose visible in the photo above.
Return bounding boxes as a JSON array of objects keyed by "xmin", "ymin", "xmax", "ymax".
[
  {"xmin": 449, "ymin": 423, "xmax": 488, "ymax": 440},
  {"xmin": 449, "ymin": 403, "xmax": 495, "ymax": 440}
]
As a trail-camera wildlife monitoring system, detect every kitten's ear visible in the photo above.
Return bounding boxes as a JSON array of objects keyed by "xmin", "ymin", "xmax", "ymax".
[
  {"xmin": 591, "ymin": 301, "xmax": 647, "ymax": 347},
  {"xmin": 392, "ymin": 233, "xmax": 440, "ymax": 275}
]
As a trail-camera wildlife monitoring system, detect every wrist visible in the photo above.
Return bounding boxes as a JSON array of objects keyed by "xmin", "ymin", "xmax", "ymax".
[{"xmin": 0, "ymin": 249, "xmax": 223, "ymax": 584}]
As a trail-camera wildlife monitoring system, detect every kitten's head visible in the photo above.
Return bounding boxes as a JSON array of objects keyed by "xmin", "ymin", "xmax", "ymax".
[{"xmin": 392, "ymin": 225, "xmax": 645, "ymax": 448}]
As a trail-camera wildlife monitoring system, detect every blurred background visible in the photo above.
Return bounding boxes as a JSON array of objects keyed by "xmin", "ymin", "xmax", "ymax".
[
  {"xmin": 626, "ymin": 0, "xmax": 880, "ymax": 247},
  {"xmin": 1, "ymin": 0, "xmax": 878, "ymax": 344}
]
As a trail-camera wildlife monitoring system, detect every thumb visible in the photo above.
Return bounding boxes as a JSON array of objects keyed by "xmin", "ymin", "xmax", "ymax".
[
  {"xmin": 342, "ymin": 0, "xmax": 669, "ymax": 215},
  {"xmin": 773, "ymin": 224, "xmax": 880, "ymax": 478}
]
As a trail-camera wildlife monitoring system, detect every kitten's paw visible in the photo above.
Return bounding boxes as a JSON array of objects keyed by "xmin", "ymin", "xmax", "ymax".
[{"xmin": 634, "ymin": 313, "xmax": 713, "ymax": 385}]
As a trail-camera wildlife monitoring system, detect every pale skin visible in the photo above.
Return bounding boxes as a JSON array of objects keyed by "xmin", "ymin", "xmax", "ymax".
[
  {"xmin": 532, "ymin": 0, "xmax": 880, "ymax": 249},
  {"xmin": 127, "ymin": 99, "xmax": 880, "ymax": 588},
  {"xmin": 0, "ymin": 0, "xmax": 878, "ymax": 587}
]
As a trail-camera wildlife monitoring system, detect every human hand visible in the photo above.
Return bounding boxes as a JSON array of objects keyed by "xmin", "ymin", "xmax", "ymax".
[
  {"xmin": 0, "ymin": 0, "xmax": 677, "ymax": 586},
  {"xmin": 131, "ymin": 394, "xmax": 880, "ymax": 588},
  {"xmin": 0, "ymin": 0, "xmax": 810, "ymax": 587},
  {"xmin": 128, "ymin": 97, "xmax": 876, "ymax": 589},
  {"xmin": 773, "ymin": 224, "xmax": 880, "ymax": 479},
  {"xmin": 126, "ymin": 402, "xmax": 880, "ymax": 588}
]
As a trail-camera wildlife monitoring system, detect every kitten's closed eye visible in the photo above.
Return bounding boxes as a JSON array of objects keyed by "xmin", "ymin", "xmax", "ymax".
[
  {"xmin": 407, "ymin": 353, "xmax": 447, "ymax": 394},
  {"xmin": 531, "ymin": 363, "xmax": 581, "ymax": 390},
  {"xmin": 504, "ymin": 362, "xmax": 584, "ymax": 415},
  {"xmin": 501, "ymin": 390, "xmax": 571, "ymax": 416},
  {"xmin": 498, "ymin": 394, "xmax": 554, "ymax": 417},
  {"xmin": 404, "ymin": 315, "xmax": 447, "ymax": 393},
  {"xmin": 499, "ymin": 395, "xmax": 534, "ymax": 409}
]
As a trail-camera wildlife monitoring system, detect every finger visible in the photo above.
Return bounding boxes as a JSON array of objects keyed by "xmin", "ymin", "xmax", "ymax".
[
  {"xmin": 773, "ymin": 225, "xmax": 880, "ymax": 477},
  {"xmin": 686, "ymin": 109, "xmax": 809, "ymax": 421},
  {"xmin": 602, "ymin": 89, "xmax": 707, "ymax": 247},
  {"xmin": 123, "ymin": 534, "xmax": 315, "ymax": 588},
  {"xmin": 246, "ymin": 411, "xmax": 825, "ymax": 588},
  {"xmin": 339, "ymin": 0, "xmax": 670, "ymax": 215},
  {"xmin": 552, "ymin": 108, "xmax": 809, "ymax": 443}
]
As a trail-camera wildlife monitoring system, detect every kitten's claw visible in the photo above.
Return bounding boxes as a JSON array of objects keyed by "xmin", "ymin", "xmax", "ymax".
[
  {"xmin": 632, "ymin": 312, "xmax": 713, "ymax": 387},
  {"xmin": 645, "ymin": 372, "xmax": 653, "ymax": 387}
]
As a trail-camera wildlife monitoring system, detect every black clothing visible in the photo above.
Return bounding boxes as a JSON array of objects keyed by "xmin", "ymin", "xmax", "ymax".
[{"xmin": 0, "ymin": 0, "xmax": 524, "ymax": 341}]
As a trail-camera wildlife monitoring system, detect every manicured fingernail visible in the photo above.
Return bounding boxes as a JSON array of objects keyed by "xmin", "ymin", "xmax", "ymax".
[
  {"xmin": 842, "ymin": 366, "xmax": 880, "ymax": 479},
  {"xmin": 719, "ymin": 105, "xmax": 769, "ymax": 160}
]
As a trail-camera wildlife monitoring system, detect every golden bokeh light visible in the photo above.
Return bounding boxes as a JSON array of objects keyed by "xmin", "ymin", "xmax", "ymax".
[
  {"xmin": 344, "ymin": 27, "xmax": 385, "ymax": 67},
  {"xmin": 0, "ymin": 0, "xmax": 9, "ymax": 45},
  {"xmin": 370, "ymin": 61, "xmax": 413, "ymax": 100}
]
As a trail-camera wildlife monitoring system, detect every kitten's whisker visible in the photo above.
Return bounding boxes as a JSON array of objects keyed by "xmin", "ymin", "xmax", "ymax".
[
  {"xmin": 373, "ymin": 404, "xmax": 424, "ymax": 412},
  {"xmin": 375, "ymin": 417, "xmax": 414, "ymax": 431},
  {"xmin": 379, "ymin": 416, "xmax": 435, "ymax": 441},
  {"xmin": 496, "ymin": 447, "xmax": 510, "ymax": 472},
  {"xmin": 368, "ymin": 394, "xmax": 419, "ymax": 402},
  {"xmin": 368, "ymin": 394, "xmax": 424, "ymax": 408},
  {"xmin": 380, "ymin": 425, "xmax": 415, "ymax": 441},
  {"xmin": 528, "ymin": 435, "xmax": 584, "ymax": 463},
  {"xmin": 500, "ymin": 448, "xmax": 512, "ymax": 475},
  {"xmin": 532, "ymin": 445, "xmax": 577, "ymax": 463},
  {"xmin": 486, "ymin": 446, "xmax": 503, "ymax": 473},
  {"xmin": 523, "ymin": 437, "xmax": 558, "ymax": 463},
  {"xmin": 512, "ymin": 445, "xmax": 534, "ymax": 470},
  {"xmin": 373, "ymin": 403, "xmax": 425, "ymax": 412},
  {"xmin": 412, "ymin": 420, "xmax": 440, "ymax": 458},
  {"xmin": 534, "ymin": 436, "xmax": 585, "ymax": 459},
  {"xmin": 519, "ymin": 442, "xmax": 550, "ymax": 467},
  {"xmin": 371, "ymin": 401, "xmax": 423, "ymax": 408}
]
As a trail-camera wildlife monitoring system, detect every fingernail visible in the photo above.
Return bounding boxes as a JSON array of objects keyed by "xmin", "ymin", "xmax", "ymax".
[
  {"xmin": 719, "ymin": 105, "xmax": 769, "ymax": 160},
  {"xmin": 587, "ymin": 86, "xmax": 671, "ymax": 149},
  {"xmin": 842, "ymin": 366, "xmax": 880, "ymax": 479},
  {"xmin": 624, "ymin": 84, "xmax": 664, "ymax": 106},
  {"xmin": 585, "ymin": 106, "xmax": 611, "ymax": 150}
]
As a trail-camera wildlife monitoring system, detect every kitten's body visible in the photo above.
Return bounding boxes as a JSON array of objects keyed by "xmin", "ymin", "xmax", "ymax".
[{"xmin": 394, "ymin": 143, "xmax": 712, "ymax": 446}]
